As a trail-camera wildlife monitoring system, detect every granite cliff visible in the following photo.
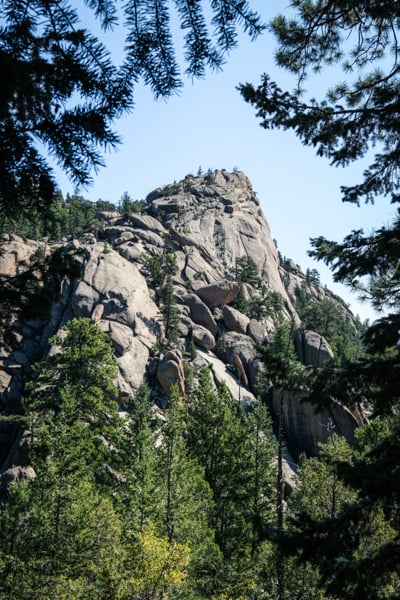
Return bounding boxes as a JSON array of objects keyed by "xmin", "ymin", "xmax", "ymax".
[{"xmin": 0, "ymin": 170, "xmax": 362, "ymax": 480}]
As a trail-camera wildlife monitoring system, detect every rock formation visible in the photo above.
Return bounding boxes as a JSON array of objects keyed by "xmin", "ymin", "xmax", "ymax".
[{"xmin": 0, "ymin": 169, "xmax": 363, "ymax": 471}]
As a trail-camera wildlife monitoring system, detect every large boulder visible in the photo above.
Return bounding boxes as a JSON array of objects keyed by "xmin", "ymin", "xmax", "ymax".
[
  {"xmin": 157, "ymin": 350, "xmax": 185, "ymax": 395},
  {"xmin": 116, "ymin": 338, "xmax": 151, "ymax": 400},
  {"xmin": 196, "ymin": 281, "xmax": 240, "ymax": 308},
  {"xmin": 247, "ymin": 319, "xmax": 269, "ymax": 345},
  {"xmin": 294, "ymin": 329, "xmax": 334, "ymax": 367},
  {"xmin": 181, "ymin": 293, "xmax": 218, "ymax": 336},
  {"xmin": 222, "ymin": 305, "xmax": 250, "ymax": 334},
  {"xmin": 129, "ymin": 213, "xmax": 166, "ymax": 234},
  {"xmin": 215, "ymin": 331, "xmax": 263, "ymax": 390},
  {"xmin": 192, "ymin": 325, "xmax": 216, "ymax": 350},
  {"xmin": 0, "ymin": 465, "xmax": 36, "ymax": 490},
  {"xmin": 71, "ymin": 244, "xmax": 159, "ymax": 343},
  {"xmin": 197, "ymin": 350, "xmax": 256, "ymax": 409}
]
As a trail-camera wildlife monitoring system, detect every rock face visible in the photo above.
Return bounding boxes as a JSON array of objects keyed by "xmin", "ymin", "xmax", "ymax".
[
  {"xmin": 196, "ymin": 281, "xmax": 240, "ymax": 308},
  {"xmin": 0, "ymin": 169, "xmax": 363, "ymax": 474},
  {"xmin": 157, "ymin": 350, "xmax": 185, "ymax": 395},
  {"xmin": 294, "ymin": 329, "xmax": 334, "ymax": 368},
  {"xmin": 272, "ymin": 389, "xmax": 359, "ymax": 456}
]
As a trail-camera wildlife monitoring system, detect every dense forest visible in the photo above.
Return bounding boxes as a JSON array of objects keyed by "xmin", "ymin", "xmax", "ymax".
[
  {"xmin": 1, "ymin": 312, "xmax": 394, "ymax": 599},
  {"xmin": 1, "ymin": 0, "xmax": 400, "ymax": 598}
]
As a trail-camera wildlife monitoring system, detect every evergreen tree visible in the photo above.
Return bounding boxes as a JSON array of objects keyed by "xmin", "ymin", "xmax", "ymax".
[
  {"xmin": 156, "ymin": 385, "xmax": 221, "ymax": 598},
  {"xmin": 0, "ymin": 318, "xmax": 125, "ymax": 599},
  {"xmin": 259, "ymin": 320, "xmax": 309, "ymax": 599},
  {"xmin": 187, "ymin": 369, "xmax": 276, "ymax": 596},
  {"xmin": 240, "ymin": 3, "xmax": 400, "ymax": 595},
  {"xmin": 284, "ymin": 423, "xmax": 399, "ymax": 599},
  {"xmin": 117, "ymin": 384, "xmax": 161, "ymax": 535},
  {"xmin": 0, "ymin": 0, "xmax": 264, "ymax": 219},
  {"xmin": 160, "ymin": 275, "xmax": 180, "ymax": 343},
  {"xmin": 27, "ymin": 317, "xmax": 118, "ymax": 432},
  {"xmin": 236, "ymin": 255, "xmax": 261, "ymax": 288},
  {"xmin": 299, "ymin": 298, "xmax": 362, "ymax": 363}
]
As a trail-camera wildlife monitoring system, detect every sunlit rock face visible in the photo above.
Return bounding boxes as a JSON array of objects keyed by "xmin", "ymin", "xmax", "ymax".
[{"xmin": 0, "ymin": 170, "xmax": 362, "ymax": 471}]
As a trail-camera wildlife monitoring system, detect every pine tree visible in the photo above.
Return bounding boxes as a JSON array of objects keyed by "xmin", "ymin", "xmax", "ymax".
[
  {"xmin": 186, "ymin": 369, "xmax": 276, "ymax": 596},
  {"xmin": 240, "ymin": 3, "xmax": 400, "ymax": 594},
  {"xmin": 27, "ymin": 317, "xmax": 118, "ymax": 433},
  {"xmin": 0, "ymin": 0, "xmax": 264, "ymax": 219},
  {"xmin": 160, "ymin": 275, "xmax": 180, "ymax": 343},
  {"xmin": 156, "ymin": 384, "xmax": 221, "ymax": 597}
]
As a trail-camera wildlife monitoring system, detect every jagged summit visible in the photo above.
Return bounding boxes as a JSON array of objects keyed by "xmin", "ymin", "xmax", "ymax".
[{"xmin": 145, "ymin": 170, "xmax": 293, "ymax": 314}]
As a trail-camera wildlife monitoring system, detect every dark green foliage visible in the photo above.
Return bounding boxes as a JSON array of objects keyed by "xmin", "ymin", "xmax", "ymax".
[
  {"xmin": 299, "ymin": 298, "xmax": 362, "ymax": 363},
  {"xmin": 240, "ymin": 3, "xmax": 400, "ymax": 595},
  {"xmin": 234, "ymin": 284, "xmax": 284, "ymax": 321},
  {"xmin": 186, "ymin": 370, "xmax": 276, "ymax": 573},
  {"xmin": 160, "ymin": 274, "xmax": 180, "ymax": 343},
  {"xmin": 260, "ymin": 320, "xmax": 308, "ymax": 392},
  {"xmin": 236, "ymin": 255, "xmax": 261, "ymax": 287},
  {"xmin": 119, "ymin": 191, "xmax": 144, "ymax": 215},
  {"xmin": 156, "ymin": 385, "xmax": 222, "ymax": 597},
  {"xmin": 0, "ymin": 191, "xmax": 117, "ymax": 240},
  {"xmin": 310, "ymin": 214, "xmax": 400, "ymax": 314},
  {"xmin": 145, "ymin": 254, "xmax": 164, "ymax": 287},
  {"xmin": 0, "ymin": 0, "xmax": 264, "ymax": 220},
  {"xmin": 27, "ymin": 318, "xmax": 118, "ymax": 430},
  {"xmin": 0, "ymin": 317, "xmax": 125, "ymax": 598},
  {"xmin": 239, "ymin": 4, "xmax": 400, "ymax": 206},
  {"xmin": 234, "ymin": 283, "xmax": 248, "ymax": 313},
  {"xmin": 305, "ymin": 268, "xmax": 320, "ymax": 286},
  {"xmin": 284, "ymin": 422, "xmax": 400, "ymax": 599}
]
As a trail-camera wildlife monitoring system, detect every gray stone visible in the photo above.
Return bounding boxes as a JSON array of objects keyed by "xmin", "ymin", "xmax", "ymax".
[
  {"xmin": 222, "ymin": 305, "xmax": 250, "ymax": 334},
  {"xmin": 129, "ymin": 212, "xmax": 166, "ymax": 234},
  {"xmin": 157, "ymin": 350, "xmax": 185, "ymax": 395},
  {"xmin": 271, "ymin": 388, "xmax": 359, "ymax": 456},
  {"xmin": 216, "ymin": 331, "xmax": 263, "ymax": 390},
  {"xmin": 294, "ymin": 329, "xmax": 334, "ymax": 367},
  {"xmin": 192, "ymin": 325, "xmax": 216, "ymax": 350},
  {"xmin": 116, "ymin": 338, "xmax": 150, "ymax": 397},
  {"xmin": 91, "ymin": 303, "xmax": 104, "ymax": 323},
  {"xmin": 99, "ymin": 321, "xmax": 134, "ymax": 356},
  {"xmin": 247, "ymin": 319, "xmax": 268, "ymax": 345},
  {"xmin": 198, "ymin": 350, "xmax": 256, "ymax": 409},
  {"xmin": 1, "ymin": 465, "xmax": 36, "ymax": 490},
  {"xmin": 181, "ymin": 293, "xmax": 218, "ymax": 336},
  {"xmin": 197, "ymin": 281, "xmax": 240, "ymax": 308}
]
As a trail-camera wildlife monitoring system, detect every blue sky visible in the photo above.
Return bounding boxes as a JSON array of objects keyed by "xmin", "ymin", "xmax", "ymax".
[{"xmin": 54, "ymin": 1, "xmax": 395, "ymax": 322}]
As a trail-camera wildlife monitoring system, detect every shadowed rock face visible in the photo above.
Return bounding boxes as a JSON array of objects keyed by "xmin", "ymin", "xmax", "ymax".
[
  {"xmin": 0, "ymin": 170, "xmax": 362, "ymax": 471},
  {"xmin": 272, "ymin": 389, "xmax": 359, "ymax": 457}
]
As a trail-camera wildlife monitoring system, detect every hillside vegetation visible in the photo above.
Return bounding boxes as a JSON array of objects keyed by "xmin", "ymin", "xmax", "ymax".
[{"xmin": 0, "ymin": 171, "xmax": 397, "ymax": 598}]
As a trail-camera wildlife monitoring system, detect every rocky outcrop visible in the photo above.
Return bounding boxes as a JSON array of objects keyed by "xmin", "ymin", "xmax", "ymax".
[
  {"xmin": 196, "ymin": 281, "xmax": 239, "ymax": 308},
  {"xmin": 181, "ymin": 293, "xmax": 218, "ymax": 336},
  {"xmin": 157, "ymin": 350, "xmax": 185, "ymax": 395},
  {"xmin": 271, "ymin": 389, "xmax": 359, "ymax": 456},
  {"xmin": 294, "ymin": 329, "xmax": 334, "ymax": 368},
  {"xmin": 222, "ymin": 305, "xmax": 250, "ymax": 334},
  {"xmin": 216, "ymin": 331, "xmax": 263, "ymax": 390},
  {"xmin": 0, "ymin": 465, "xmax": 36, "ymax": 491},
  {"xmin": 247, "ymin": 319, "xmax": 268, "ymax": 345},
  {"xmin": 0, "ymin": 169, "xmax": 363, "ymax": 475},
  {"xmin": 192, "ymin": 325, "xmax": 216, "ymax": 350}
]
